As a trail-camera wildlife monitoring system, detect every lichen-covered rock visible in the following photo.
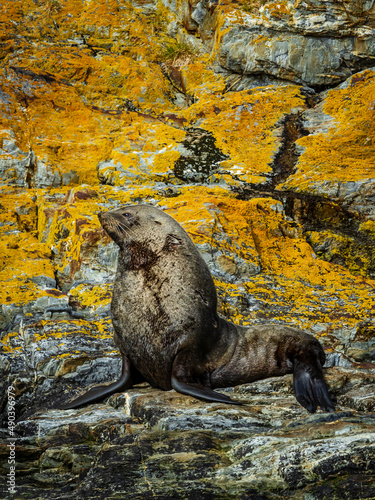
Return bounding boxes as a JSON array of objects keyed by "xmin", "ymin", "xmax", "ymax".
[
  {"xmin": 0, "ymin": 190, "xmax": 64, "ymax": 331},
  {"xmin": 160, "ymin": 189, "xmax": 375, "ymax": 342},
  {"xmin": 279, "ymin": 68, "xmax": 375, "ymax": 217},
  {"xmin": 168, "ymin": 0, "xmax": 375, "ymax": 89},
  {"xmin": 182, "ymin": 84, "xmax": 307, "ymax": 186},
  {"xmin": 1, "ymin": 0, "xmax": 375, "ymax": 498},
  {"xmin": 0, "ymin": 132, "xmax": 32, "ymax": 188}
]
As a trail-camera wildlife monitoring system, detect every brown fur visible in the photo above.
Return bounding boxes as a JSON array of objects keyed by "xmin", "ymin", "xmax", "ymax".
[{"xmin": 60, "ymin": 204, "xmax": 334, "ymax": 413}]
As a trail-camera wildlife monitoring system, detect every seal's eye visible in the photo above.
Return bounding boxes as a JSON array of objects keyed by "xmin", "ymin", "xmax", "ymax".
[{"xmin": 123, "ymin": 212, "xmax": 132, "ymax": 218}]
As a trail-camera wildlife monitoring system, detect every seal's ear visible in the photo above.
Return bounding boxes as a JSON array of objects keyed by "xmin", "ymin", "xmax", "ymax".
[
  {"xmin": 163, "ymin": 234, "xmax": 182, "ymax": 251},
  {"xmin": 168, "ymin": 235, "xmax": 182, "ymax": 245}
]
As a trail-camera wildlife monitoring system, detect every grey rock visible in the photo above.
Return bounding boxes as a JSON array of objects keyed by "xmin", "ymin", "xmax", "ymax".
[
  {"xmin": 0, "ymin": 134, "xmax": 31, "ymax": 187},
  {"xmin": 219, "ymin": 27, "xmax": 375, "ymax": 88},
  {"xmin": 166, "ymin": 0, "xmax": 375, "ymax": 89}
]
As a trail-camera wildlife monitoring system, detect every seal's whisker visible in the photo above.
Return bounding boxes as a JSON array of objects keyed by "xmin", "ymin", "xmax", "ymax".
[
  {"xmin": 116, "ymin": 220, "xmax": 136, "ymax": 234},
  {"xmin": 116, "ymin": 220, "xmax": 131, "ymax": 233},
  {"xmin": 105, "ymin": 220, "xmax": 133, "ymax": 239},
  {"xmin": 116, "ymin": 221, "xmax": 135, "ymax": 238}
]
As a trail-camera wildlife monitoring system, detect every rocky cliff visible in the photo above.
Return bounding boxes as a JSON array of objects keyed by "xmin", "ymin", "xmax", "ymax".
[{"xmin": 0, "ymin": 0, "xmax": 375, "ymax": 498}]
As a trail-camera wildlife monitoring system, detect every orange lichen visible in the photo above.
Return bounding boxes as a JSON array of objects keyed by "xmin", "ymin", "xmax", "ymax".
[
  {"xmin": 182, "ymin": 56, "xmax": 227, "ymax": 99},
  {"xmin": 106, "ymin": 121, "xmax": 186, "ymax": 185},
  {"xmin": 0, "ymin": 232, "xmax": 56, "ymax": 306},
  {"xmin": 162, "ymin": 188, "xmax": 375, "ymax": 330},
  {"xmin": 34, "ymin": 184, "xmax": 166, "ymax": 289},
  {"xmin": 182, "ymin": 85, "xmax": 305, "ymax": 184},
  {"xmin": 280, "ymin": 69, "xmax": 375, "ymax": 192},
  {"xmin": 0, "ymin": 0, "xmax": 184, "ymax": 188},
  {"xmin": 1, "ymin": 0, "xmax": 374, "ymax": 343}
]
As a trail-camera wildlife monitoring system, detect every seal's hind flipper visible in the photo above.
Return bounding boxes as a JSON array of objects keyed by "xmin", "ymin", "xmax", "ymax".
[
  {"xmin": 59, "ymin": 354, "xmax": 132, "ymax": 410},
  {"xmin": 293, "ymin": 359, "xmax": 334, "ymax": 413}
]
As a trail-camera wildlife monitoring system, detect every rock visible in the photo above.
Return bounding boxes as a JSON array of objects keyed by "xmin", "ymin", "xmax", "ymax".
[
  {"xmin": 0, "ymin": 0, "xmax": 375, "ymax": 498},
  {"xmin": 218, "ymin": 25, "xmax": 375, "ymax": 89},
  {"xmin": 167, "ymin": 0, "xmax": 375, "ymax": 89},
  {"xmin": 0, "ymin": 131, "xmax": 31, "ymax": 188},
  {"xmin": 0, "ymin": 230, "xmax": 62, "ymax": 332},
  {"xmin": 278, "ymin": 69, "xmax": 375, "ymax": 219},
  {"xmin": 338, "ymin": 385, "xmax": 375, "ymax": 412},
  {"xmin": 174, "ymin": 127, "xmax": 228, "ymax": 182},
  {"xmin": 2, "ymin": 370, "xmax": 374, "ymax": 498},
  {"xmin": 306, "ymin": 230, "xmax": 375, "ymax": 279}
]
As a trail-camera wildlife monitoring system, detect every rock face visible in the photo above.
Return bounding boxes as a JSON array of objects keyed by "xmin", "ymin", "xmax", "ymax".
[
  {"xmin": 0, "ymin": 0, "xmax": 375, "ymax": 498},
  {"xmin": 174, "ymin": 0, "xmax": 375, "ymax": 89}
]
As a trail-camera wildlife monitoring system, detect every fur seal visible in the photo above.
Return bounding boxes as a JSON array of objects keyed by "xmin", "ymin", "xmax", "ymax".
[{"xmin": 60, "ymin": 204, "xmax": 334, "ymax": 413}]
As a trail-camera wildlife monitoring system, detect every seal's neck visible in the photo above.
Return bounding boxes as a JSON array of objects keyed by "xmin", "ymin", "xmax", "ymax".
[{"xmin": 120, "ymin": 241, "xmax": 159, "ymax": 271}]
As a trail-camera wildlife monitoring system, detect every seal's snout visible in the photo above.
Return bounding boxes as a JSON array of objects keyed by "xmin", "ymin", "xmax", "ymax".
[{"xmin": 97, "ymin": 212, "xmax": 107, "ymax": 227}]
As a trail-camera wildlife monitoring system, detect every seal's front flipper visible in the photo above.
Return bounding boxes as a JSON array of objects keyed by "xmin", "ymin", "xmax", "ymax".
[
  {"xmin": 59, "ymin": 354, "xmax": 133, "ymax": 410},
  {"xmin": 293, "ymin": 359, "xmax": 335, "ymax": 413},
  {"xmin": 171, "ymin": 351, "xmax": 241, "ymax": 405}
]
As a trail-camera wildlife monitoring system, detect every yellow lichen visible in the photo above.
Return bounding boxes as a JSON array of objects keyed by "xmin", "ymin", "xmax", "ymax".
[
  {"xmin": 359, "ymin": 220, "xmax": 375, "ymax": 238},
  {"xmin": 0, "ymin": 232, "xmax": 55, "ymax": 305},
  {"xmin": 69, "ymin": 283, "xmax": 112, "ymax": 311},
  {"xmin": 280, "ymin": 69, "xmax": 375, "ymax": 192},
  {"xmin": 1, "ymin": 0, "xmax": 374, "ymax": 343},
  {"xmin": 181, "ymin": 85, "xmax": 305, "ymax": 184},
  {"xmin": 0, "ymin": 0, "xmax": 185, "ymax": 188},
  {"xmin": 264, "ymin": 1, "xmax": 291, "ymax": 18},
  {"xmin": 0, "ymin": 188, "xmax": 37, "ymax": 235},
  {"xmin": 162, "ymin": 188, "xmax": 375, "ymax": 330}
]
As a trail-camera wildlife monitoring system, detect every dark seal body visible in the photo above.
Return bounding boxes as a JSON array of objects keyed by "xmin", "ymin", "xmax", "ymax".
[{"xmin": 60, "ymin": 204, "xmax": 334, "ymax": 413}]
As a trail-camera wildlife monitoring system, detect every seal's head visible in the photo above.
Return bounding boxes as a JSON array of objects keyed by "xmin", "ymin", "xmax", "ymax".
[{"xmin": 98, "ymin": 204, "xmax": 186, "ymax": 257}]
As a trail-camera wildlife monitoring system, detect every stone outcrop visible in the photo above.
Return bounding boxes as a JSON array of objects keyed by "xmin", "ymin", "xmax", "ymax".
[
  {"xmin": 0, "ymin": 0, "xmax": 375, "ymax": 498},
  {"xmin": 172, "ymin": 0, "xmax": 375, "ymax": 89}
]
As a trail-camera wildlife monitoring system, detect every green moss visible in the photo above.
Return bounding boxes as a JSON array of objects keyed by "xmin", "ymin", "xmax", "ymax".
[{"xmin": 161, "ymin": 41, "xmax": 197, "ymax": 64}]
